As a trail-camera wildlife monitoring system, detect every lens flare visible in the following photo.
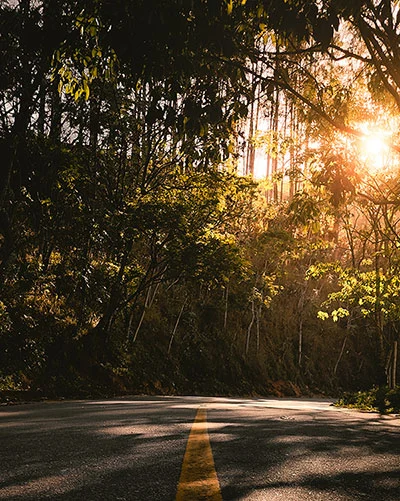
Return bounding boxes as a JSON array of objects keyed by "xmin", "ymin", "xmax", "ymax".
[{"xmin": 359, "ymin": 130, "xmax": 390, "ymax": 171}]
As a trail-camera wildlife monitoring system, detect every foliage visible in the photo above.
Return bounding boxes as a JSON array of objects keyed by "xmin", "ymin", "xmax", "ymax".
[
  {"xmin": 310, "ymin": 265, "xmax": 400, "ymax": 323},
  {"xmin": 1, "ymin": 0, "xmax": 400, "ymax": 400},
  {"xmin": 336, "ymin": 386, "xmax": 400, "ymax": 414}
]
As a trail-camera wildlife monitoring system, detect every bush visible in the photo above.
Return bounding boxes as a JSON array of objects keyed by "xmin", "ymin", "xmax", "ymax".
[{"xmin": 335, "ymin": 386, "xmax": 400, "ymax": 414}]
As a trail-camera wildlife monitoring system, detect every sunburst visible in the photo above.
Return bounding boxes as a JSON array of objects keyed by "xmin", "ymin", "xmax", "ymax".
[{"xmin": 358, "ymin": 126, "xmax": 391, "ymax": 171}]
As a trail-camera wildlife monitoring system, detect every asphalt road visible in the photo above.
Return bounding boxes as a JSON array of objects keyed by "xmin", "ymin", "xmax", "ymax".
[{"xmin": 0, "ymin": 396, "xmax": 399, "ymax": 500}]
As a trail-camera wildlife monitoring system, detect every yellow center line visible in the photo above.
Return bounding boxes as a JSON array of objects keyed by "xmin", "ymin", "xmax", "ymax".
[{"xmin": 176, "ymin": 406, "xmax": 223, "ymax": 501}]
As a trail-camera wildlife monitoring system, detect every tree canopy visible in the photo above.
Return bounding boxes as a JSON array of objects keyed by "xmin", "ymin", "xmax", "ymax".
[{"xmin": 1, "ymin": 0, "xmax": 400, "ymax": 399}]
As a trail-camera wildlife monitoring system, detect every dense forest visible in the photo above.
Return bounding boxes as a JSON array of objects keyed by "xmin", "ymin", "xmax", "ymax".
[{"xmin": 1, "ymin": 0, "xmax": 400, "ymax": 401}]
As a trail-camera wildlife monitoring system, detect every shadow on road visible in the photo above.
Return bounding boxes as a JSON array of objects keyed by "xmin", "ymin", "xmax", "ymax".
[
  {"xmin": 208, "ymin": 405, "xmax": 400, "ymax": 500},
  {"xmin": 0, "ymin": 397, "xmax": 399, "ymax": 500}
]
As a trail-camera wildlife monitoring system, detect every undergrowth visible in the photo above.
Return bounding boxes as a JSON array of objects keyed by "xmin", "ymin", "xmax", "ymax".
[{"xmin": 335, "ymin": 386, "xmax": 400, "ymax": 414}]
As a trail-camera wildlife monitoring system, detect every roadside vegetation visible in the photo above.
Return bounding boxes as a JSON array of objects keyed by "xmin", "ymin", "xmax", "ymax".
[
  {"xmin": 335, "ymin": 387, "xmax": 400, "ymax": 414},
  {"xmin": 1, "ymin": 1, "xmax": 400, "ymax": 407}
]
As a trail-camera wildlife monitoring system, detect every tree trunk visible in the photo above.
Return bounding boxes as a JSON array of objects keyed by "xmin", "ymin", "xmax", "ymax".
[
  {"xmin": 334, "ymin": 336, "xmax": 347, "ymax": 377},
  {"xmin": 272, "ymin": 88, "xmax": 279, "ymax": 202},
  {"xmin": 256, "ymin": 303, "xmax": 261, "ymax": 353},
  {"xmin": 298, "ymin": 317, "xmax": 303, "ymax": 367},
  {"xmin": 223, "ymin": 284, "xmax": 229, "ymax": 330},
  {"xmin": 297, "ymin": 283, "xmax": 307, "ymax": 367},
  {"xmin": 392, "ymin": 340, "xmax": 398, "ymax": 389},
  {"xmin": 131, "ymin": 286, "xmax": 153, "ymax": 343},
  {"xmin": 49, "ymin": 83, "xmax": 62, "ymax": 141},
  {"xmin": 168, "ymin": 298, "xmax": 187, "ymax": 354},
  {"xmin": 129, "ymin": 280, "xmax": 161, "ymax": 343},
  {"xmin": 246, "ymin": 299, "xmax": 255, "ymax": 355},
  {"xmin": 246, "ymin": 72, "xmax": 256, "ymax": 176}
]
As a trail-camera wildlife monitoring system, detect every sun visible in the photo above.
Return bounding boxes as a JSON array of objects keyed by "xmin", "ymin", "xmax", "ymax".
[
  {"xmin": 358, "ymin": 125, "xmax": 391, "ymax": 171},
  {"xmin": 253, "ymin": 154, "xmax": 266, "ymax": 179},
  {"xmin": 362, "ymin": 135, "xmax": 388, "ymax": 159}
]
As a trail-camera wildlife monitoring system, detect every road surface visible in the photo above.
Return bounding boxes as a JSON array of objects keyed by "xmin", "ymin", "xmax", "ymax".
[{"xmin": 0, "ymin": 396, "xmax": 399, "ymax": 500}]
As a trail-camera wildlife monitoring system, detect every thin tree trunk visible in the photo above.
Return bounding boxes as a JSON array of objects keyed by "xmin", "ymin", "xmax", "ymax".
[
  {"xmin": 272, "ymin": 89, "xmax": 279, "ymax": 202},
  {"xmin": 386, "ymin": 346, "xmax": 393, "ymax": 387},
  {"xmin": 266, "ymin": 104, "xmax": 273, "ymax": 201},
  {"xmin": 49, "ymin": 83, "xmax": 62, "ymax": 141},
  {"xmin": 246, "ymin": 299, "xmax": 255, "ymax": 355},
  {"xmin": 168, "ymin": 298, "xmax": 187, "ymax": 354},
  {"xmin": 374, "ymin": 233, "xmax": 385, "ymax": 379},
  {"xmin": 37, "ymin": 79, "xmax": 46, "ymax": 135},
  {"xmin": 256, "ymin": 303, "xmax": 261, "ymax": 353},
  {"xmin": 131, "ymin": 290, "xmax": 151, "ymax": 343},
  {"xmin": 272, "ymin": 40, "xmax": 280, "ymax": 202},
  {"xmin": 130, "ymin": 282, "xmax": 161, "ymax": 343},
  {"xmin": 246, "ymin": 73, "xmax": 255, "ymax": 176},
  {"xmin": 392, "ymin": 340, "xmax": 398, "ymax": 388},
  {"xmin": 298, "ymin": 318, "xmax": 303, "ymax": 367},
  {"xmin": 224, "ymin": 284, "xmax": 229, "ymax": 330},
  {"xmin": 334, "ymin": 336, "xmax": 348, "ymax": 376},
  {"xmin": 280, "ymin": 96, "xmax": 289, "ymax": 201},
  {"xmin": 289, "ymin": 101, "xmax": 295, "ymax": 200},
  {"xmin": 298, "ymin": 284, "xmax": 307, "ymax": 367}
]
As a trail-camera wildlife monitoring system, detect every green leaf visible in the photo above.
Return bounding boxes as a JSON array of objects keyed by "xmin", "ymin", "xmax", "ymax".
[
  {"xmin": 83, "ymin": 81, "xmax": 90, "ymax": 100},
  {"xmin": 332, "ymin": 308, "xmax": 349, "ymax": 322},
  {"xmin": 317, "ymin": 311, "xmax": 329, "ymax": 321}
]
